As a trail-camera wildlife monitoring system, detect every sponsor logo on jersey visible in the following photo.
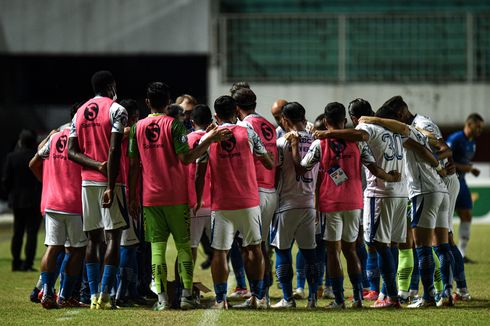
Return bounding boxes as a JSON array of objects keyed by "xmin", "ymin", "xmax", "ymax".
[
  {"xmin": 56, "ymin": 135, "xmax": 67, "ymax": 153},
  {"xmin": 261, "ymin": 122, "xmax": 274, "ymax": 141},
  {"xmin": 145, "ymin": 122, "xmax": 161, "ymax": 143},
  {"xmin": 84, "ymin": 103, "xmax": 99, "ymax": 121}
]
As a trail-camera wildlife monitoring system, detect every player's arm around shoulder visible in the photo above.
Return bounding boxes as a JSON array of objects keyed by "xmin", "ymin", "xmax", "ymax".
[
  {"xmin": 359, "ymin": 116, "xmax": 410, "ymax": 136},
  {"xmin": 249, "ymin": 128, "xmax": 274, "ymax": 170}
]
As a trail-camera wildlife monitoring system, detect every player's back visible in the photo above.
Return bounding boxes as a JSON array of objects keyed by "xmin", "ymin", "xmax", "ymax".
[
  {"xmin": 208, "ymin": 124, "xmax": 259, "ymax": 211},
  {"xmin": 276, "ymin": 130, "xmax": 318, "ymax": 212},
  {"xmin": 356, "ymin": 123, "xmax": 407, "ymax": 198}
]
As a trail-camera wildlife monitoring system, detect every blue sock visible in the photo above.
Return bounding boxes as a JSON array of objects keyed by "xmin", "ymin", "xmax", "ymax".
[
  {"xmin": 41, "ymin": 271, "xmax": 57, "ymax": 296},
  {"xmin": 117, "ymin": 247, "xmax": 130, "ymax": 299},
  {"xmin": 377, "ymin": 246, "xmax": 397, "ymax": 298},
  {"xmin": 300, "ymin": 248, "xmax": 318, "ymax": 301},
  {"xmin": 101, "ymin": 265, "xmax": 118, "ymax": 295},
  {"xmin": 450, "ymin": 243, "xmax": 467, "ymax": 289},
  {"xmin": 275, "ymin": 248, "xmax": 293, "ymax": 301},
  {"xmin": 410, "ymin": 248, "xmax": 420, "ymax": 291},
  {"xmin": 296, "ymin": 250, "xmax": 306, "ymax": 289},
  {"xmin": 366, "ymin": 248, "xmax": 380, "ymax": 292},
  {"xmin": 60, "ymin": 273, "xmax": 78, "ymax": 299},
  {"xmin": 250, "ymin": 279, "xmax": 264, "ymax": 299},
  {"xmin": 214, "ymin": 282, "xmax": 227, "ymax": 303},
  {"xmin": 416, "ymin": 246, "xmax": 435, "ymax": 300},
  {"xmin": 434, "ymin": 243, "xmax": 454, "ymax": 297},
  {"xmin": 86, "ymin": 263, "xmax": 100, "ymax": 296},
  {"xmin": 128, "ymin": 248, "xmax": 139, "ymax": 298},
  {"xmin": 357, "ymin": 242, "xmax": 369, "ymax": 289},
  {"xmin": 349, "ymin": 273, "xmax": 364, "ymax": 302},
  {"xmin": 262, "ymin": 272, "xmax": 271, "ymax": 298},
  {"xmin": 230, "ymin": 242, "xmax": 247, "ymax": 289},
  {"xmin": 57, "ymin": 251, "xmax": 66, "ymax": 286},
  {"xmin": 330, "ymin": 277, "xmax": 344, "ymax": 304},
  {"xmin": 314, "ymin": 234, "xmax": 325, "ymax": 288},
  {"xmin": 390, "ymin": 247, "xmax": 399, "ymax": 273}
]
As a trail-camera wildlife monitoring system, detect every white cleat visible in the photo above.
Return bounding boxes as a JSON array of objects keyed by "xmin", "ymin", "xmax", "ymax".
[
  {"xmin": 271, "ymin": 298, "xmax": 296, "ymax": 309},
  {"xmin": 293, "ymin": 288, "xmax": 305, "ymax": 300}
]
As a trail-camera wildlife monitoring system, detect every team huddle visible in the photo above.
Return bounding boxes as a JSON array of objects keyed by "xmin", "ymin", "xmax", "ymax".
[{"xmin": 28, "ymin": 70, "xmax": 484, "ymax": 311}]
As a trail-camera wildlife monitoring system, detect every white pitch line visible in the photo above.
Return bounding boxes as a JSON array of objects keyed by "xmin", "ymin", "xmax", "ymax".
[{"xmin": 198, "ymin": 309, "xmax": 222, "ymax": 326}]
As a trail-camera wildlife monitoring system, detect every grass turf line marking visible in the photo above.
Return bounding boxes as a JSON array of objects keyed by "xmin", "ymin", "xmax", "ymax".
[{"xmin": 198, "ymin": 309, "xmax": 221, "ymax": 326}]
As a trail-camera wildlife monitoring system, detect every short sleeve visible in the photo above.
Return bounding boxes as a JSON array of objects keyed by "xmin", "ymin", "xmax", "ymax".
[
  {"xmin": 69, "ymin": 113, "xmax": 78, "ymax": 138},
  {"xmin": 128, "ymin": 124, "xmax": 139, "ymax": 158},
  {"xmin": 407, "ymin": 125, "xmax": 428, "ymax": 146},
  {"xmin": 301, "ymin": 139, "xmax": 321, "ymax": 170},
  {"xmin": 276, "ymin": 138, "xmax": 286, "ymax": 168},
  {"xmin": 171, "ymin": 120, "xmax": 190, "ymax": 155},
  {"xmin": 110, "ymin": 103, "xmax": 128, "ymax": 134},
  {"xmin": 358, "ymin": 141, "xmax": 376, "ymax": 166},
  {"xmin": 355, "ymin": 123, "xmax": 374, "ymax": 140},
  {"xmin": 37, "ymin": 135, "xmax": 53, "ymax": 159}
]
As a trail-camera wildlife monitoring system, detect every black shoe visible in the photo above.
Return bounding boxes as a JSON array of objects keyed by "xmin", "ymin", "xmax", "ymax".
[
  {"xmin": 463, "ymin": 256, "xmax": 475, "ymax": 264},
  {"xmin": 30, "ymin": 287, "xmax": 41, "ymax": 303},
  {"xmin": 22, "ymin": 267, "xmax": 39, "ymax": 272},
  {"xmin": 200, "ymin": 258, "xmax": 211, "ymax": 270},
  {"xmin": 12, "ymin": 260, "xmax": 23, "ymax": 272}
]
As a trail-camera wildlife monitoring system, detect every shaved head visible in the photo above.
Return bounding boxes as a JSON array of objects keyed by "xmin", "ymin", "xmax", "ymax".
[{"xmin": 271, "ymin": 99, "xmax": 288, "ymax": 127}]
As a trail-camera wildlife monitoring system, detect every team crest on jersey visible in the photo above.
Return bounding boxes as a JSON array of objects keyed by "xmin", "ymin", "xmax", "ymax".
[
  {"xmin": 261, "ymin": 122, "xmax": 274, "ymax": 141},
  {"xmin": 181, "ymin": 135, "xmax": 188, "ymax": 144},
  {"xmin": 84, "ymin": 103, "xmax": 99, "ymax": 121},
  {"xmin": 220, "ymin": 135, "xmax": 236, "ymax": 152},
  {"xmin": 55, "ymin": 135, "xmax": 68, "ymax": 153},
  {"xmin": 145, "ymin": 123, "xmax": 161, "ymax": 143}
]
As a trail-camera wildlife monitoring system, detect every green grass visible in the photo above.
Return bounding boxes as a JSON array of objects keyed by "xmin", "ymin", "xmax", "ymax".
[{"xmin": 1, "ymin": 224, "xmax": 490, "ymax": 325}]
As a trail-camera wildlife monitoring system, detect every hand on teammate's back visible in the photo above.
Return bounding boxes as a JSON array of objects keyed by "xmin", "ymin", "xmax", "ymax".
[
  {"xmin": 445, "ymin": 162, "xmax": 456, "ymax": 175},
  {"xmin": 207, "ymin": 126, "xmax": 232, "ymax": 142},
  {"xmin": 313, "ymin": 130, "xmax": 329, "ymax": 139},
  {"xmin": 471, "ymin": 167, "xmax": 480, "ymax": 177}
]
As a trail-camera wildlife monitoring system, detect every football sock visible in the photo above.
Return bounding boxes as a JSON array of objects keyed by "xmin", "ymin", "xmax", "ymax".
[
  {"xmin": 175, "ymin": 241, "xmax": 194, "ymax": 290},
  {"xmin": 410, "ymin": 248, "xmax": 420, "ymax": 292},
  {"xmin": 296, "ymin": 250, "xmax": 306, "ymax": 289},
  {"xmin": 434, "ymin": 243, "xmax": 454, "ymax": 297},
  {"xmin": 315, "ymin": 234, "xmax": 325, "ymax": 288},
  {"xmin": 101, "ymin": 265, "xmax": 118, "ymax": 295},
  {"xmin": 450, "ymin": 243, "xmax": 467, "ymax": 289},
  {"xmin": 330, "ymin": 276, "xmax": 345, "ymax": 304},
  {"xmin": 433, "ymin": 250, "xmax": 443, "ymax": 294},
  {"xmin": 214, "ymin": 283, "xmax": 227, "ymax": 303},
  {"xmin": 230, "ymin": 241, "xmax": 247, "ymax": 289},
  {"xmin": 416, "ymin": 246, "xmax": 435, "ymax": 300},
  {"xmin": 41, "ymin": 271, "xmax": 57, "ymax": 297},
  {"xmin": 151, "ymin": 242, "xmax": 167, "ymax": 295},
  {"xmin": 377, "ymin": 246, "xmax": 397, "ymax": 298},
  {"xmin": 300, "ymin": 248, "xmax": 318, "ymax": 301},
  {"xmin": 397, "ymin": 248, "xmax": 413, "ymax": 294},
  {"xmin": 57, "ymin": 251, "xmax": 67, "ymax": 285},
  {"xmin": 60, "ymin": 273, "xmax": 78, "ymax": 300},
  {"xmin": 249, "ymin": 279, "xmax": 264, "ymax": 300},
  {"xmin": 458, "ymin": 222, "xmax": 471, "ymax": 257},
  {"xmin": 86, "ymin": 262, "xmax": 101, "ymax": 298},
  {"xmin": 366, "ymin": 248, "xmax": 380, "ymax": 292},
  {"xmin": 357, "ymin": 242, "xmax": 369, "ymax": 289},
  {"xmin": 349, "ymin": 273, "xmax": 364, "ymax": 302},
  {"xmin": 275, "ymin": 248, "xmax": 293, "ymax": 301}
]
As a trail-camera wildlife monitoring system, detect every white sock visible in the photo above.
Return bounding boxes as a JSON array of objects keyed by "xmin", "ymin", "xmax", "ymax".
[
  {"xmin": 459, "ymin": 222, "xmax": 471, "ymax": 257},
  {"xmin": 158, "ymin": 292, "xmax": 168, "ymax": 303},
  {"xmin": 36, "ymin": 275, "xmax": 42, "ymax": 290},
  {"xmin": 182, "ymin": 288, "xmax": 192, "ymax": 298}
]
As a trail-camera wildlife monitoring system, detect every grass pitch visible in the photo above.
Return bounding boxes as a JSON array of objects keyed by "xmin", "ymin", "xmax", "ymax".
[{"xmin": 1, "ymin": 224, "xmax": 490, "ymax": 325}]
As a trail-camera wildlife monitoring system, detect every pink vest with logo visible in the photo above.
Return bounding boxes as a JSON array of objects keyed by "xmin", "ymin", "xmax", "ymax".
[
  {"xmin": 245, "ymin": 115, "xmax": 277, "ymax": 189},
  {"xmin": 75, "ymin": 97, "xmax": 120, "ymax": 183},
  {"xmin": 136, "ymin": 115, "xmax": 188, "ymax": 206},
  {"xmin": 187, "ymin": 130, "xmax": 211, "ymax": 209},
  {"xmin": 44, "ymin": 128, "xmax": 83, "ymax": 214},
  {"xmin": 318, "ymin": 138, "xmax": 363, "ymax": 213},
  {"xmin": 208, "ymin": 125, "xmax": 259, "ymax": 211}
]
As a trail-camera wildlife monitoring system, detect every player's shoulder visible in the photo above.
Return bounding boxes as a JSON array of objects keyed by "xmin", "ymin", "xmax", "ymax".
[{"xmin": 447, "ymin": 130, "xmax": 465, "ymax": 142}]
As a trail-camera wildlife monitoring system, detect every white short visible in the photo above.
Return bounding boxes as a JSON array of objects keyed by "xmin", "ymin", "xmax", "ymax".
[
  {"xmin": 121, "ymin": 215, "xmax": 140, "ymax": 247},
  {"xmin": 259, "ymin": 191, "xmax": 278, "ymax": 242},
  {"xmin": 211, "ymin": 206, "xmax": 262, "ymax": 250},
  {"xmin": 411, "ymin": 192, "xmax": 449, "ymax": 229},
  {"xmin": 443, "ymin": 174, "xmax": 460, "ymax": 233},
  {"xmin": 82, "ymin": 186, "xmax": 128, "ymax": 232},
  {"xmin": 324, "ymin": 210, "xmax": 361, "ymax": 242},
  {"xmin": 270, "ymin": 208, "xmax": 316, "ymax": 250},
  {"xmin": 44, "ymin": 212, "xmax": 87, "ymax": 248},
  {"xmin": 316, "ymin": 212, "xmax": 325, "ymax": 235},
  {"xmin": 364, "ymin": 197, "xmax": 408, "ymax": 244},
  {"xmin": 190, "ymin": 215, "xmax": 211, "ymax": 248}
]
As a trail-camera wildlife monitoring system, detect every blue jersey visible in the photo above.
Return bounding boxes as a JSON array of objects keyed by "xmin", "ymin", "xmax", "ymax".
[{"xmin": 447, "ymin": 130, "xmax": 476, "ymax": 178}]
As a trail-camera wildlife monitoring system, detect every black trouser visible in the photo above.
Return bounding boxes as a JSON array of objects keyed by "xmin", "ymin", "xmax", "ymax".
[{"xmin": 11, "ymin": 206, "xmax": 42, "ymax": 269}]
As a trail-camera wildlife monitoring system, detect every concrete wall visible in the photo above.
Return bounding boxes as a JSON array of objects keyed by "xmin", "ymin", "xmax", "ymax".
[
  {"xmin": 0, "ymin": 0, "xmax": 210, "ymax": 54},
  {"xmin": 208, "ymin": 67, "xmax": 490, "ymax": 126}
]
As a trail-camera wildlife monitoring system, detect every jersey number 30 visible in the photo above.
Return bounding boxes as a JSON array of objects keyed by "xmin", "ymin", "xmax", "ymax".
[{"xmin": 382, "ymin": 133, "xmax": 403, "ymax": 161}]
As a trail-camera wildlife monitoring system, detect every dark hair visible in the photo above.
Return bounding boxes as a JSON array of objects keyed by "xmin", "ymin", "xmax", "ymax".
[
  {"xmin": 191, "ymin": 104, "xmax": 212, "ymax": 126},
  {"xmin": 119, "ymin": 99, "xmax": 139, "ymax": 118},
  {"xmin": 314, "ymin": 113, "xmax": 327, "ymax": 131},
  {"xmin": 18, "ymin": 129, "xmax": 37, "ymax": 149},
  {"xmin": 282, "ymin": 102, "xmax": 306, "ymax": 124},
  {"xmin": 214, "ymin": 95, "xmax": 236, "ymax": 120},
  {"xmin": 324, "ymin": 102, "xmax": 346, "ymax": 124},
  {"xmin": 466, "ymin": 113, "xmax": 484, "ymax": 123},
  {"xmin": 71, "ymin": 102, "xmax": 83, "ymax": 119},
  {"xmin": 382, "ymin": 95, "xmax": 407, "ymax": 112},
  {"xmin": 229, "ymin": 81, "xmax": 250, "ymax": 96},
  {"xmin": 375, "ymin": 105, "xmax": 399, "ymax": 120},
  {"xmin": 175, "ymin": 94, "xmax": 197, "ymax": 106},
  {"xmin": 146, "ymin": 82, "xmax": 170, "ymax": 109},
  {"xmin": 91, "ymin": 70, "xmax": 115, "ymax": 94},
  {"xmin": 348, "ymin": 98, "xmax": 374, "ymax": 118},
  {"xmin": 167, "ymin": 104, "xmax": 183, "ymax": 119},
  {"xmin": 232, "ymin": 87, "xmax": 256, "ymax": 111}
]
